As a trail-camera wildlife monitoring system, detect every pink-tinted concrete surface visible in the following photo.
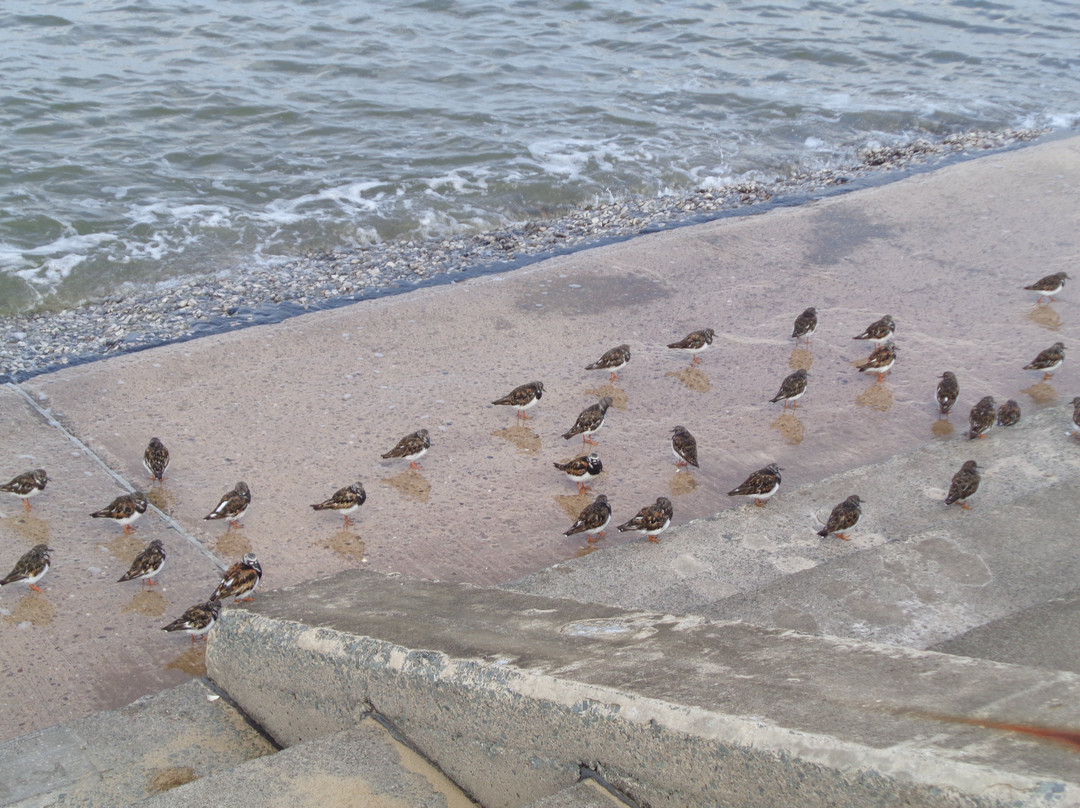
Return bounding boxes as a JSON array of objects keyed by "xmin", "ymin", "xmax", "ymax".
[{"xmin": 4, "ymin": 134, "xmax": 1078, "ymax": 738}]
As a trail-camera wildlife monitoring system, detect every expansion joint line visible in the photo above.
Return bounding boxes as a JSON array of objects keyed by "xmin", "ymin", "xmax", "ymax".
[{"xmin": 6, "ymin": 381, "xmax": 226, "ymax": 572}]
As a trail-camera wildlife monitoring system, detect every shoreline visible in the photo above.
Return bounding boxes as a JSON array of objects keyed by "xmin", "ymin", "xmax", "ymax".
[{"xmin": 0, "ymin": 127, "xmax": 1046, "ymax": 382}]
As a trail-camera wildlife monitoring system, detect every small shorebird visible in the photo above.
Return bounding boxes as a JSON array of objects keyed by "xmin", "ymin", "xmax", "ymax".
[
  {"xmin": 667, "ymin": 329, "xmax": 715, "ymax": 365},
  {"xmin": 770, "ymin": 368, "xmax": 809, "ymax": 409},
  {"xmin": 1, "ymin": 544, "xmax": 52, "ymax": 593},
  {"xmin": 1025, "ymin": 271, "xmax": 1069, "ymax": 304},
  {"xmin": 563, "ymin": 494, "xmax": 612, "ymax": 543},
  {"xmin": 856, "ymin": 342, "xmax": 897, "ymax": 382},
  {"xmin": 997, "ymin": 399, "xmax": 1021, "ymax": 427},
  {"xmin": 670, "ymin": 425, "xmax": 699, "ymax": 470},
  {"xmin": 852, "ymin": 314, "xmax": 895, "ymax": 344},
  {"xmin": 143, "ymin": 437, "xmax": 170, "ymax": 483},
  {"xmin": 968, "ymin": 396, "xmax": 996, "ymax": 440},
  {"xmin": 562, "ymin": 398, "xmax": 612, "ymax": 445},
  {"xmin": 117, "ymin": 539, "xmax": 166, "ymax": 588},
  {"xmin": 728, "ymin": 463, "xmax": 783, "ymax": 507},
  {"xmin": 617, "ymin": 497, "xmax": 673, "ymax": 543},
  {"xmin": 791, "ymin": 307, "xmax": 817, "ymax": 345},
  {"xmin": 554, "ymin": 452, "xmax": 603, "ymax": 494},
  {"xmin": 204, "ymin": 481, "xmax": 251, "ymax": 530},
  {"xmin": 381, "ymin": 429, "xmax": 431, "ymax": 469},
  {"xmin": 492, "ymin": 381, "xmax": 544, "ymax": 422},
  {"xmin": 817, "ymin": 495, "xmax": 862, "ymax": 540},
  {"xmin": 585, "ymin": 344, "xmax": 631, "ymax": 382},
  {"xmin": 162, "ymin": 600, "xmax": 221, "ymax": 643},
  {"xmin": 1024, "ymin": 342, "xmax": 1065, "ymax": 380},
  {"xmin": 211, "ymin": 553, "xmax": 263, "ymax": 603},
  {"xmin": 945, "ymin": 460, "xmax": 980, "ymax": 509},
  {"xmin": 936, "ymin": 372, "xmax": 959, "ymax": 417},
  {"xmin": 90, "ymin": 491, "xmax": 148, "ymax": 534},
  {"xmin": 311, "ymin": 482, "xmax": 367, "ymax": 526},
  {"xmin": 1, "ymin": 468, "xmax": 49, "ymax": 512}
]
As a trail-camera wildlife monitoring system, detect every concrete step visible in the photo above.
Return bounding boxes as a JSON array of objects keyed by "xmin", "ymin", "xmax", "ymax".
[
  {"xmin": 205, "ymin": 568, "xmax": 1080, "ymax": 808},
  {"xmin": 0, "ymin": 679, "xmax": 275, "ymax": 807},
  {"xmin": 505, "ymin": 405, "xmax": 1080, "ymax": 654},
  {"xmin": 136, "ymin": 720, "xmax": 477, "ymax": 808},
  {"xmin": 519, "ymin": 780, "xmax": 626, "ymax": 808}
]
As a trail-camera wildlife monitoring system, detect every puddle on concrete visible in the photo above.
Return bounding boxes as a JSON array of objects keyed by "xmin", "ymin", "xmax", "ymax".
[
  {"xmin": 382, "ymin": 470, "xmax": 431, "ymax": 503},
  {"xmin": 554, "ymin": 492, "xmax": 593, "ymax": 521},
  {"xmin": 584, "ymin": 384, "xmax": 628, "ymax": 411},
  {"xmin": 491, "ymin": 425, "xmax": 542, "ymax": 454},
  {"xmin": 4, "ymin": 515, "xmax": 51, "ymax": 544},
  {"xmin": 770, "ymin": 413, "xmax": 805, "ymax": 445},
  {"xmin": 1026, "ymin": 304, "xmax": 1061, "ymax": 331},
  {"xmin": 146, "ymin": 486, "xmax": 175, "ymax": 514},
  {"xmin": 789, "ymin": 348, "xmax": 814, "ymax": 371},
  {"xmin": 215, "ymin": 530, "xmax": 253, "ymax": 558},
  {"xmin": 105, "ymin": 533, "xmax": 144, "ymax": 562},
  {"xmin": 669, "ymin": 471, "xmax": 698, "ymax": 496},
  {"xmin": 3, "ymin": 592, "xmax": 54, "ymax": 626},
  {"xmin": 666, "ymin": 367, "xmax": 711, "ymax": 392},
  {"xmin": 931, "ymin": 419, "xmax": 956, "ymax": 438},
  {"xmin": 1021, "ymin": 382, "xmax": 1059, "ymax": 404},
  {"xmin": 165, "ymin": 646, "xmax": 208, "ymax": 677},
  {"xmin": 148, "ymin": 766, "xmax": 198, "ymax": 793},
  {"xmin": 327, "ymin": 529, "xmax": 366, "ymax": 561},
  {"xmin": 518, "ymin": 273, "xmax": 672, "ymax": 316},
  {"xmin": 572, "ymin": 543, "xmax": 604, "ymax": 558},
  {"xmin": 856, "ymin": 382, "xmax": 894, "ymax": 411},
  {"xmin": 122, "ymin": 590, "xmax": 168, "ymax": 617}
]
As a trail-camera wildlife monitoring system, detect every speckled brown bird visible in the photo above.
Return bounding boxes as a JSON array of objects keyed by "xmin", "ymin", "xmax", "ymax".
[
  {"xmin": 91, "ymin": 491, "xmax": 149, "ymax": 534},
  {"xmin": 117, "ymin": 539, "xmax": 166, "ymax": 587},
  {"xmin": 728, "ymin": 463, "xmax": 783, "ymax": 507},
  {"xmin": 142, "ymin": 437, "xmax": 170, "ymax": 483},
  {"xmin": 856, "ymin": 342, "xmax": 897, "ymax": 382},
  {"xmin": 492, "ymin": 381, "xmax": 545, "ymax": 422},
  {"xmin": 1, "ymin": 468, "xmax": 48, "ymax": 512},
  {"xmin": 791, "ymin": 307, "xmax": 817, "ymax": 344},
  {"xmin": 204, "ymin": 481, "xmax": 250, "ymax": 530},
  {"xmin": 553, "ymin": 452, "xmax": 603, "ymax": 494},
  {"xmin": 817, "ymin": 495, "xmax": 862, "ymax": 540},
  {"xmin": 770, "ymin": 368, "xmax": 809, "ymax": 409},
  {"xmin": 852, "ymin": 314, "xmax": 895, "ymax": 344},
  {"xmin": 0, "ymin": 544, "xmax": 51, "ymax": 592},
  {"xmin": 162, "ymin": 599, "xmax": 221, "ymax": 643},
  {"xmin": 936, "ymin": 372, "xmax": 959, "ymax": 417},
  {"xmin": 968, "ymin": 396, "xmax": 996, "ymax": 440},
  {"xmin": 311, "ymin": 482, "xmax": 367, "ymax": 526},
  {"xmin": 1025, "ymin": 271, "xmax": 1069, "ymax": 304},
  {"xmin": 381, "ymin": 429, "xmax": 431, "ymax": 469},
  {"xmin": 997, "ymin": 399, "xmax": 1021, "ymax": 427},
  {"xmin": 945, "ymin": 460, "xmax": 980, "ymax": 509},
  {"xmin": 617, "ymin": 496, "xmax": 673, "ymax": 543},
  {"xmin": 1024, "ymin": 342, "xmax": 1065, "ymax": 380},
  {"xmin": 211, "ymin": 553, "xmax": 262, "ymax": 603},
  {"xmin": 585, "ymin": 344, "xmax": 631, "ymax": 382},
  {"xmin": 667, "ymin": 328, "xmax": 715, "ymax": 365},
  {"xmin": 670, "ymin": 426, "xmax": 699, "ymax": 469},
  {"xmin": 563, "ymin": 494, "xmax": 612, "ymax": 542},
  {"xmin": 562, "ymin": 398, "xmax": 612, "ymax": 445}
]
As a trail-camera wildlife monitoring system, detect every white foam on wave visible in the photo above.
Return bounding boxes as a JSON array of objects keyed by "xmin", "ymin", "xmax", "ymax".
[{"xmin": 528, "ymin": 137, "xmax": 641, "ymax": 180}]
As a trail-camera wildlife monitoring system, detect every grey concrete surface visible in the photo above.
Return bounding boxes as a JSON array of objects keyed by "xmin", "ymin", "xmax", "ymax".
[
  {"xmin": 519, "ymin": 781, "xmax": 626, "ymax": 808},
  {"xmin": 207, "ymin": 570, "xmax": 1080, "ymax": 808},
  {"xmin": 138, "ymin": 720, "xmax": 477, "ymax": 808},
  {"xmin": 0, "ymin": 679, "xmax": 274, "ymax": 807},
  {"xmin": 508, "ymin": 405, "xmax": 1080, "ymax": 653}
]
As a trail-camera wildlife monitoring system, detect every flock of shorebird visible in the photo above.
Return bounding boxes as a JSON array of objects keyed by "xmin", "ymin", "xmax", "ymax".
[{"xmin": 0, "ymin": 271, "xmax": 1076, "ymax": 640}]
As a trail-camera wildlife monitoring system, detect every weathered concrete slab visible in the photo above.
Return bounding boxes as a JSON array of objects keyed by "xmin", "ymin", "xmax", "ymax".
[
  {"xmin": 508, "ymin": 405, "xmax": 1080, "ymax": 653},
  {"xmin": 138, "ymin": 720, "xmax": 477, "ymax": 808},
  {"xmin": 0, "ymin": 679, "xmax": 274, "ymax": 807},
  {"xmin": 207, "ymin": 570, "xmax": 1080, "ymax": 808},
  {"xmin": 519, "ymin": 780, "xmax": 626, "ymax": 808},
  {"xmin": 0, "ymin": 386, "xmax": 226, "ymax": 742}
]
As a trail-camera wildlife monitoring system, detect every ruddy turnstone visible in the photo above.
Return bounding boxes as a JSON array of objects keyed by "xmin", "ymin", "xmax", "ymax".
[
  {"xmin": 667, "ymin": 328, "xmax": 715, "ymax": 365},
  {"xmin": 162, "ymin": 599, "xmax": 221, "ymax": 642},
  {"xmin": 553, "ymin": 452, "xmax": 603, "ymax": 494},
  {"xmin": 204, "ymin": 481, "xmax": 251, "ymax": 530},
  {"xmin": 968, "ymin": 395, "xmax": 996, "ymax": 440},
  {"xmin": 1072, "ymin": 396, "xmax": 1080, "ymax": 438},
  {"xmin": 143, "ymin": 437, "xmax": 170, "ymax": 483},
  {"xmin": 945, "ymin": 460, "xmax": 980, "ymax": 509},
  {"xmin": 670, "ymin": 425, "xmax": 699, "ymax": 470},
  {"xmin": 0, "ymin": 544, "xmax": 51, "ymax": 592},
  {"xmin": 997, "ymin": 399, "xmax": 1021, "ymax": 427},
  {"xmin": 585, "ymin": 344, "xmax": 631, "ymax": 382},
  {"xmin": 117, "ymin": 539, "xmax": 166, "ymax": 587},
  {"xmin": 311, "ymin": 482, "xmax": 367, "ymax": 526},
  {"xmin": 90, "ymin": 491, "xmax": 149, "ymax": 534},
  {"xmin": 563, "ymin": 493, "xmax": 612, "ymax": 542},
  {"xmin": 562, "ymin": 398, "xmax": 612, "ymax": 445},
  {"xmin": 817, "ymin": 495, "xmax": 862, "ymax": 540},
  {"xmin": 728, "ymin": 463, "xmax": 783, "ymax": 507},
  {"xmin": 770, "ymin": 368, "xmax": 809, "ymax": 409},
  {"xmin": 1, "ymin": 468, "xmax": 48, "ymax": 512},
  {"xmin": 857, "ymin": 342, "xmax": 897, "ymax": 381},
  {"xmin": 1025, "ymin": 271, "xmax": 1069, "ymax": 304},
  {"xmin": 492, "ymin": 381, "xmax": 545, "ymax": 422},
  {"xmin": 791, "ymin": 307, "xmax": 817, "ymax": 344},
  {"xmin": 211, "ymin": 552, "xmax": 262, "ymax": 602},
  {"xmin": 381, "ymin": 429, "xmax": 431, "ymax": 469},
  {"xmin": 936, "ymin": 372, "xmax": 959, "ymax": 417},
  {"xmin": 852, "ymin": 314, "xmax": 895, "ymax": 344},
  {"xmin": 617, "ymin": 496, "xmax": 673, "ymax": 543},
  {"xmin": 1024, "ymin": 342, "xmax": 1065, "ymax": 380}
]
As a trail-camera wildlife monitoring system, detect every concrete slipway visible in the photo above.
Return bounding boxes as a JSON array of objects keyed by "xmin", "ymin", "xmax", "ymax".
[{"xmin": 2, "ymin": 134, "xmax": 1080, "ymax": 806}]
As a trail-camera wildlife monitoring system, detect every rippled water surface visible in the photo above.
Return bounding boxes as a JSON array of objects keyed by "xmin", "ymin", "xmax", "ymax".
[{"xmin": 1, "ymin": 0, "xmax": 1078, "ymax": 313}]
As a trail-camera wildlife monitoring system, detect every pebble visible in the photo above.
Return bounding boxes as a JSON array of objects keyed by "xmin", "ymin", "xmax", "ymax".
[{"xmin": 0, "ymin": 128, "xmax": 1046, "ymax": 381}]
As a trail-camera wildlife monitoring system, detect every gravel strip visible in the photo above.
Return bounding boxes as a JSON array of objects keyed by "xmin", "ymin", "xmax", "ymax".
[{"xmin": 0, "ymin": 129, "xmax": 1046, "ymax": 382}]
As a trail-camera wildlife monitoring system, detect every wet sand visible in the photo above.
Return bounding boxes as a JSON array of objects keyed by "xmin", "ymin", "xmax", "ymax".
[{"xmin": 1, "ymin": 134, "xmax": 1077, "ymax": 739}]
